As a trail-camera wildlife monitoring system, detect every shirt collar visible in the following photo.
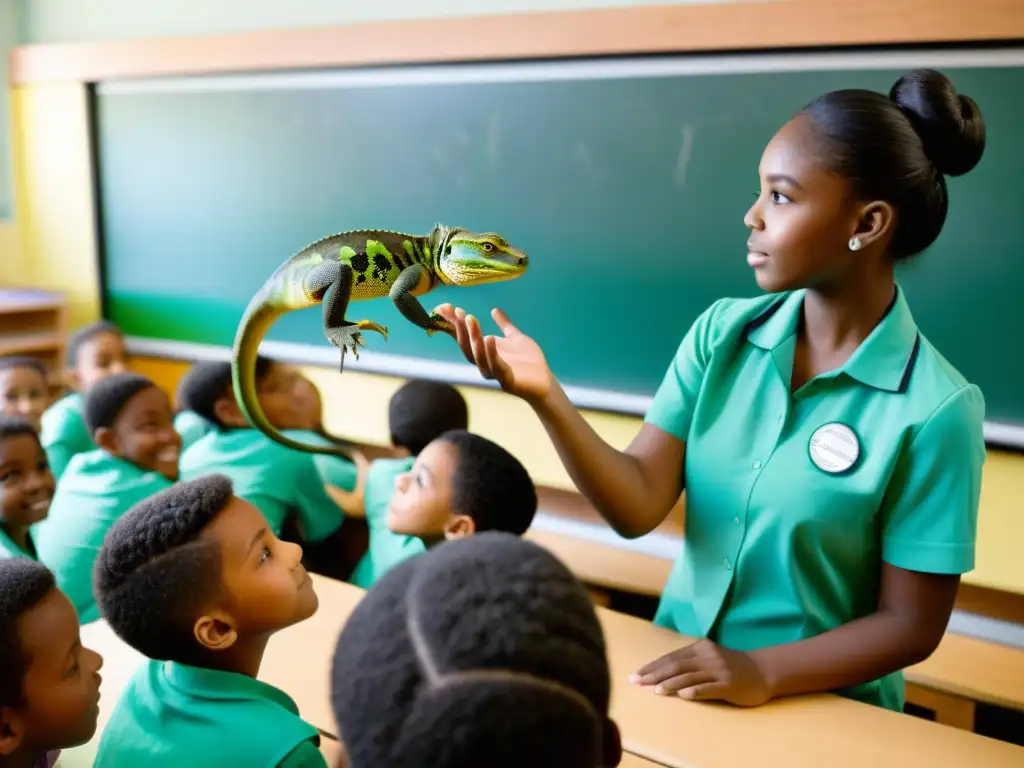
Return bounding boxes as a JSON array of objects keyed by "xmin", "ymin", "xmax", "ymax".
[
  {"xmin": 745, "ymin": 285, "xmax": 920, "ymax": 394},
  {"xmin": 163, "ymin": 660, "xmax": 301, "ymax": 715}
]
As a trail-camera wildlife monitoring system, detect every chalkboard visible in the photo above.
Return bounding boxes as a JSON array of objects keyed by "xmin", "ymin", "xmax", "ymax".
[{"xmin": 93, "ymin": 49, "xmax": 1024, "ymax": 428}]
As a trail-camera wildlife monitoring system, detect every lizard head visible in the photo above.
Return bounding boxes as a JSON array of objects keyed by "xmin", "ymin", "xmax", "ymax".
[{"xmin": 435, "ymin": 228, "xmax": 529, "ymax": 286}]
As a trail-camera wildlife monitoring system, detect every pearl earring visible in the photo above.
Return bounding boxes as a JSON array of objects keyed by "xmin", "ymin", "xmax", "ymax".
[{"xmin": 848, "ymin": 237, "xmax": 862, "ymax": 251}]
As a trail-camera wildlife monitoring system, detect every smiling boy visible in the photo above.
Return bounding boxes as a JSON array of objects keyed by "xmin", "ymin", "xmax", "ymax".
[
  {"xmin": 0, "ymin": 417, "xmax": 56, "ymax": 561},
  {"xmin": 0, "ymin": 559, "xmax": 104, "ymax": 768},
  {"xmin": 91, "ymin": 473, "xmax": 325, "ymax": 767},
  {"xmin": 34, "ymin": 373, "xmax": 181, "ymax": 623}
]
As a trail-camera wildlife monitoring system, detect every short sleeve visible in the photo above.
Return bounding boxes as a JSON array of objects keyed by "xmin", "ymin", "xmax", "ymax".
[
  {"xmin": 881, "ymin": 384, "xmax": 986, "ymax": 574},
  {"xmin": 289, "ymin": 453, "xmax": 344, "ymax": 543},
  {"xmin": 643, "ymin": 298, "xmax": 728, "ymax": 441},
  {"xmin": 40, "ymin": 402, "xmax": 92, "ymax": 480},
  {"xmin": 276, "ymin": 739, "xmax": 329, "ymax": 768},
  {"xmin": 313, "ymin": 453, "xmax": 358, "ymax": 492}
]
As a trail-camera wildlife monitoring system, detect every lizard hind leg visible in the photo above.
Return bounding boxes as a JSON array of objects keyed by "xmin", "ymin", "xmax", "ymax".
[{"xmin": 309, "ymin": 261, "xmax": 388, "ymax": 371}]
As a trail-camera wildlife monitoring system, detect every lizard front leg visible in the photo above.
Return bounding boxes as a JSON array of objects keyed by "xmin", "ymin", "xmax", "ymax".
[
  {"xmin": 389, "ymin": 265, "xmax": 455, "ymax": 338},
  {"xmin": 305, "ymin": 261, "xmax": 388, "ymax": 371}
]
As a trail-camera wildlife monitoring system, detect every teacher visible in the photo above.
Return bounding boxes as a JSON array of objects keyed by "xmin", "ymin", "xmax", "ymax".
[{"xmin": 434, "ymin": 67, "xmax": 988, "ymax": 713}]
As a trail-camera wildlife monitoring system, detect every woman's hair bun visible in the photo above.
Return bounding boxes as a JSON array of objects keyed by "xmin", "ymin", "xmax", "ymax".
[{"xmin": 889, "ymin": 68, "xmax": 986, "ymax": 177}]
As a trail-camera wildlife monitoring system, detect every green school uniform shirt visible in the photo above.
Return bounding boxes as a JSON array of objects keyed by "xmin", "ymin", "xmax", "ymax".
[
  {"xmin": 39, "ymin": 393, "xmax": 93, "ymax": 480},
  {"xmin": 349, "ymin": 457, "xmax": 425, "ymax": 589},
  {"xmin": 93, "ymin": 659, "xmax": 326, "ymax": 768},
  {"xmin": 179, "ymin": 428, "xmax": 343, "ymax": 542},
  {"xmin": 300, "ymin": 431, "xmax": 359, "ymax": 492},
  {"xmin": 174, "ymin": 409, "xmax": 215, "ymax": 451},
  {"xmin": 33, "ymin": 450, "xmax": 172, "ymax": 624},
  {"xmin": 644, "ymin": 286, "xmax": 985, "ymax": 713},
  {"xmin": 0, "ymin": 526, "xmax": 38, "ymax": 560}
]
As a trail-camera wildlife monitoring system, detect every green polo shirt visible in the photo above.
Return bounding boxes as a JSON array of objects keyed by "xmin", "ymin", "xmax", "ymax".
[
  {"xmin": 174, "ymin": 409, "xmax": 215, "ymax": 451},
  {"xmin": 349, "ymin": 457, "xmax": 425, "ymax": 588},
  {"xmin": 33, "ymin": 450, "xmax": 172, "ymax": 624},
  {"xmin": 0, "ymin": 526, "xmax": 37, "ymax": 560},
  {"xmin": 301, "ymin": 432, "xmax": 359, "ymax": 492},
  {"xmin": 644, "ymin": 286, "xmax": 985, "ymax": 712},
  {"xmin": 40, "ymin": 393, "xmax": 94, "ymax": 480},
  {"xmin": 179, "ymin": 428, "xmax": 343, "ymax": 541},
  {"xmin": 93, "ymin": 659, "xmax": 326, "ymax": 767}
]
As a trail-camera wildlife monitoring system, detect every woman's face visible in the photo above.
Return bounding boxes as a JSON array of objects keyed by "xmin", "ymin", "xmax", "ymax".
[{"xmin": 743, "ymin": 114, "xmax": 866, "ymax": 294}]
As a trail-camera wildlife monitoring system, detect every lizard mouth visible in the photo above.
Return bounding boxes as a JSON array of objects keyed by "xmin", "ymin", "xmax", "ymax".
[{"xmin": 489, "ymin": 252, "xmax": 526, "ymax": 268}]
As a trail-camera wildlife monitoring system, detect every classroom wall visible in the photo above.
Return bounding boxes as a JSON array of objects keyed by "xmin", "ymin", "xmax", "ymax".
[{"xmin": 20, "ymin": 0, "xmax": 743, "ymax": 43}]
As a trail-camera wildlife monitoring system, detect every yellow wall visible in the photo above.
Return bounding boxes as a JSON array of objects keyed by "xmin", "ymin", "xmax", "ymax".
[{"xmin": 9, "ymin": 82, "xmax": 102, "ymax": 327}]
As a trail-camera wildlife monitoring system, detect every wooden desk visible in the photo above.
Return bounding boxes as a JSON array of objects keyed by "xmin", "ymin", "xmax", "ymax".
[
  {"xmin": 262, "ymin": 576, "xmax": 1023, "ymax": 767},
  {"xmin": 76, "ymin": 575, "xmax": 1023, "ymax": 768}
]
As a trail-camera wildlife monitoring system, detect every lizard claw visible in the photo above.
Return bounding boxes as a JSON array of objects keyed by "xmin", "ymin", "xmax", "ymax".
[
  {"xmin": 425, "ymin": 313, "xmax": 456, "ymax": 338},
  {"xmin": 325, "ymin": 324, "xmax": 368, "ymax": 362},
  {"xmin": 355, "ymin": 320, "xmax": 389, "ymax": 341}
]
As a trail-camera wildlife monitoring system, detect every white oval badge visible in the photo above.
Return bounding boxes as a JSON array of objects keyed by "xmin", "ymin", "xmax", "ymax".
[{"xmin": 808, "ymin": 423, "xmax": 860, "ymax": 474}]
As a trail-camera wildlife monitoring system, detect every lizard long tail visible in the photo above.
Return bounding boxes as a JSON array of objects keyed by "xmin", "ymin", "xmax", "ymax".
[{"xmin": 231, "ymin": 289, "xmax": 356, "ymax": 461}]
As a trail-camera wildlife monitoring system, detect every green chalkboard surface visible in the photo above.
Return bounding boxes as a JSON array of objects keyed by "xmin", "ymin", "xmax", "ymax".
[{"xmin": 94, "ymin": 51, "xmax": 1024, "ymax": 426}]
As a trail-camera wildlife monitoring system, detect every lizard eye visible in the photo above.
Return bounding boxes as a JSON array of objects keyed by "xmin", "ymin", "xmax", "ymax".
[{"xmin": 482, "ymin": 242, "xmax": 495, "ymax": 253}]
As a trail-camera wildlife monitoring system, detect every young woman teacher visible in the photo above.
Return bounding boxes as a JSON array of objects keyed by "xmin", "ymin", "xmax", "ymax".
[{"xmin": 434, "ymin": 68, "xmax": 988, "ymax": 713}]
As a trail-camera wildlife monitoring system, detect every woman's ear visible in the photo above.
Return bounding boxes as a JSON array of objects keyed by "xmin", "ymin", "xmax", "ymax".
[
  {"xmin": 193, "ymin": 612, "xmax": 238, "ymax": 653},
  {"xmin": 443, "ymin": 515, "xmax": 476, "ymax": 541},
  {"xmin": 93, "ymin": 426, "xmax": 119, "ymax": 455},
  {"xmin": 851, "ymin": 200, "xmax": 896, "ymax": 250}
]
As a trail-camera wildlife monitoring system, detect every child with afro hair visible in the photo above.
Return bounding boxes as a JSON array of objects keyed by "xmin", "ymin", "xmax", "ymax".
[
  {"xmin": 40, "ymin": 320, "xmax": 128, "ymax": 479},
  {"xmin": 91, "ymin": 473, "xmax": 326, "ymax": 767},
  {"xmin": 0, "ymin": 559, "xmax": 103, "ymax": 768},
  {"xmin": 349, "ymin": 378, "xmax": 469, "ymax": 588},
  {"xmin": 0, "ymin": 416, "xmax": 55, "ymax": 561},
  {"xmin": 330, "ymin": 532, "xmax": 622, "ymax": 768},
  {"xmin": 34, "ymin": 372, "xmax": 181, "ymax": 623},
  {"xmin": 0, "ymin": 356, "xmax": 50, "ymax": 432}
]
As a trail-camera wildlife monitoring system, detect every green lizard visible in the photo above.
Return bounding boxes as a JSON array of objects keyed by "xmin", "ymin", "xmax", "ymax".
[{"xmin": 231, "ymin": 223, "xmax": 528, "ymax": 457}]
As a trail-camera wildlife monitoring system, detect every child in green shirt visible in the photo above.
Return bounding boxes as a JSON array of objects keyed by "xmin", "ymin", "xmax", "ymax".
[
  {"xmin": 91, "ymin": 473, "xmax": 326, "ymax": 767},
  {"xmin": 177, "ymin": 358, "xmax": 358, "ymax": 577},
  {"xmin": 40, "ymin": 321, "xmax": 129, "ymax": 479},
  {"xmin": 0, "ymin": 558, "xmax": 104, "ymax": 768},
  {"xmin": 386, "ymin": 429, "xmax": 537, "ymax": 547},
  {"xmin": 349, "ymin": 378, "xmax": 468, "ymax": 589},
  {"xmin": 0, "ymin": 356, "xmax": 51, "ymax": 432},
  {"xmin": 330, "ymin": 532, "xmax": 623, "ymax": 768},
  {"xmin": 0, "ymin": 417, "xmax": 56, "ymax": 561},
  {"xmin": 34, "ymin": 373, "xmax": 181, "ymax": 623}
]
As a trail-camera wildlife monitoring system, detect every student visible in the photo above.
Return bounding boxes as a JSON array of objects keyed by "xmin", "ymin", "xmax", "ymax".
[
  {"xmin": 176, "ymin": 358, "xmax": 356, "ymax": 577},
  {"xmin": 330, "ymin": 532, "xmax": 622, "ymax": 768},
  {"xmin": 0, "ymin": 558, "xmax": 104, "ymax": 768},
  {"xmin": 0, "ymin": 357, "xmax": 50, "ymax": 432},
  {"xmin": 34, "ymin": 373, "xmax": 180, "ymax": 623},
  {"xmin": 0, "ymin": 417, "xmax": 56, "ymax": 561},
  {"xmin": 91, "ymin": 474, "xmax": 326, "ymax": 767},
  {"xmin": 436, "ymin": 68, "xmax": 987, "ymax": 713},
  {"xmin": 348, "ymin": 378, "xmax": 469, "ymax": 588},
  {"xmin": 40, "ymin": 320, "xmax": 128, "ymax": 479},
  {"xmin": 386, "ymin": 429, "xmax": 537, "ymax": 548}
]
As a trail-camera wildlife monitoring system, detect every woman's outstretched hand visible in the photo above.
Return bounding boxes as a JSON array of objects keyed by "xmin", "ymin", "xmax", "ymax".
[{"xmin": 433, "ymin": 304, "xmax": 554, "ymax": 405}]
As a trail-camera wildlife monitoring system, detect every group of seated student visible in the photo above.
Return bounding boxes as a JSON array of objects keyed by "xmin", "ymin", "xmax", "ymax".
[
  {"xmin": 1, "ymin": 317, "xmax": 561, "ymax": 766},
  {"xmin": 0, "ymin": 521, "xmax": 619, "ymax": 767}
]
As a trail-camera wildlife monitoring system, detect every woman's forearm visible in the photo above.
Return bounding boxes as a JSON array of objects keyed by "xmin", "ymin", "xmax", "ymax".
[
  {"xmin": 750, "ymin": 609, "xmax": 940, "ymax": 700},
  {"xmin": 531, "ymin": 381, "xmax": 683, "ymax": 538}
]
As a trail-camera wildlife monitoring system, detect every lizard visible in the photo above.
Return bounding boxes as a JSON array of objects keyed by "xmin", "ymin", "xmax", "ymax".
[{"xmin": 231, "ymin": 223, "xmax": 528, "ymax": 458}]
